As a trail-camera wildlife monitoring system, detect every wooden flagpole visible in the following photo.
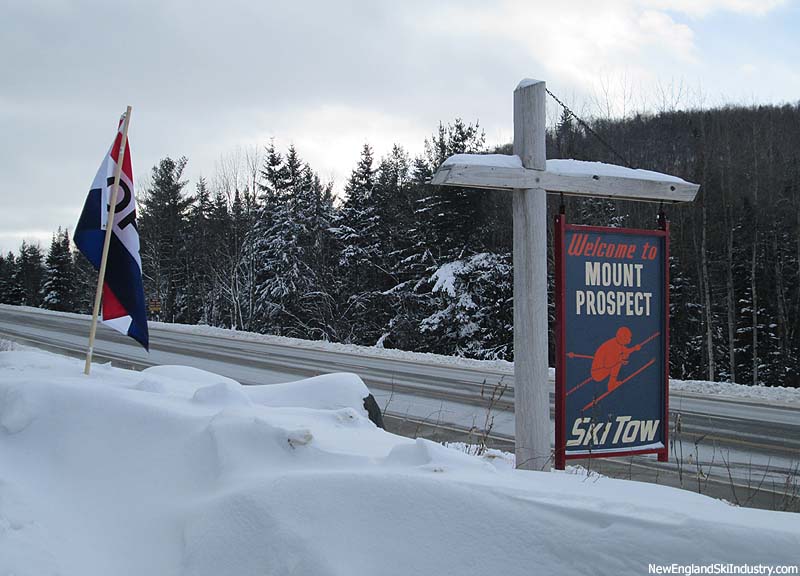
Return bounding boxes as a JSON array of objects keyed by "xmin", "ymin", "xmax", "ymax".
[{"xmin": 84, "ymin": 106, "xmax": 133, "ymax": 376}]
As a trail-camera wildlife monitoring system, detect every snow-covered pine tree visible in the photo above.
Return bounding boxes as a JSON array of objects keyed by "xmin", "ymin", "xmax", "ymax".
[
  {"xmin": 334, "ymin": 143, "xmax": 388, "ymax": 344},
  {"xmin": 555, "ymin": 108, "xmax": 579, "ymax": 158},
  {"xmin": 206, "ymin": 189, "xmax": 235, "ymax": 328},
  {"xmin": 421, "ymin": 119, "xmax": 488, "ymax": 258},
  {"xmin": 374, "ymin": 152, "xmax": 433, "ymax": 351},
  {"xmin": 250, "ymin": 142, "xmax": 288, "ymax": 332},
  {"xmin": 41, "ymin": 228, "xmax": 76, "ymax": 312},
  {"xmin": 0, "ymin": 252, "xmax": 16, "ymax": 304},
  {"xmin": 418, "ymin": 253, "xmax": 513, "ymax": 359},
  {"xmin": 12, "ymin": 241, "xmax": 45, "ymax": 307},
  {"xmin": 252, "ymin": 145, "xmax": 335, "ymax": 339},
  {"xmin": 386, "ymin": 120, "xmax": 516, "ymax": 358},
  {"xmin": 181, "ymin": 177, "xmax": 213, "ymax": 324},
  {"xmin": 668, "ymin": 251, "xmax": 704, "ymax": 380},
  {"xmin": 4, "ymin": 253, "xmax": 23, "ymax": 305},
  {"xmin": 304, "ymin": 167, "xmax": 338, "ymax": 339},
  {"xmin": 138, "ymin": 156, "xmax": 192, "ymax": 323}
]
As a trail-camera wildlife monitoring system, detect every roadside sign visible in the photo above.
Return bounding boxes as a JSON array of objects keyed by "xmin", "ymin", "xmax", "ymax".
[{"xmin": 554, "ymin": 215, "xmax": 669, "ymax": 468}]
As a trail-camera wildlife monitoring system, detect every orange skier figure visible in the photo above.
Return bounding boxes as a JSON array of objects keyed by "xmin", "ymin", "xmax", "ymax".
[{"xmin": 591, "ymin": 327, "xmax": 641, "ymax": 392}]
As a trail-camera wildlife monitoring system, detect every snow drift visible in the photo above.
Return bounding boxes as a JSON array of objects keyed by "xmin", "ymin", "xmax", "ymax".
[{"xmin": 0, "ymin": 348, "xmax": 797, "ymax": 576}]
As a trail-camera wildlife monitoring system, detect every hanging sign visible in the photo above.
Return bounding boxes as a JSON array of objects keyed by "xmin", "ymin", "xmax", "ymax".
[{"xmin": 554, "ymin": 215, "xmax": 669, "ymax": 468}]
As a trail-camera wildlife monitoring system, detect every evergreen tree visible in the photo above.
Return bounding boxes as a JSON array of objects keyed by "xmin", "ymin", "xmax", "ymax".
[
  {"xmin": 421, "ymin": 119, "xmax": 487, "ymax": 258},
  {"xmin": 418, "ymin": 252, "xmax": 513, "ymax": 359},
  {"xmin": 72, "ymin": 249, "xmax": 97, "ymax": 314},
  {"xmin": 23, "ymin": 103, "xmax": 800, "ymax": 388},
  {"xmin": 252, "ymin": 146, "xmax": 336, "ymax": 339},
  {"xmin": 0, "ymin": 253, "xmax": 13, "ymax": 304},
  {"xmin": 207, "ymin": 189, "xmax": 235, "ymax": 327},
  {"xmin": 41, "ymin": 228, "xmax": 76, "ymax": 312},
  {"xmin": 386, "ymin": 121, "xmax": 501, "ymax": 353},
  {"xmin": 334, "ymin": 143, "xmax": 384, "ymax": 343},
  {"xmin": 138, "ymin": 156, "xmax": 191, "ymax": 323},
  {"xmin": 183, "ymin": 177, "xmax": 213, "ymax": 324},
  {"xmin": 12, "ymin": 241, "xmax": 45, "ymax": 307}
]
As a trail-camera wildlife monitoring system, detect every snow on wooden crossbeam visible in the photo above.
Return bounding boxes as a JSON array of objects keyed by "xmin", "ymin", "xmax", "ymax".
[{"xmin": 432, "ymin": 154, "xmax": 700, "ymax": 203}]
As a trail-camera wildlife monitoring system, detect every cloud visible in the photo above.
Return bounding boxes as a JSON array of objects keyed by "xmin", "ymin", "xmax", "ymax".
[
  {"xmin": 419, "ymin": 0, "xmax": 701, "ymax": 114},
  {"xmin": 643, "ymin": 0, "xmax": 786, "ymax": 17},
  {"xmin": 0, "ymin": 0, "xmax": 796, "ymax": 253},
  {"xmin": 262, "ymin": 104, "xmax": 431, "ymax": 191}
]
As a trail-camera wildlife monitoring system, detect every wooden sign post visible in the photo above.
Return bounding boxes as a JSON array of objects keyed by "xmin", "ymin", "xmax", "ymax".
[{"xmin": 430, "ymin": 79, "xmax": 699, "ymax": 471}]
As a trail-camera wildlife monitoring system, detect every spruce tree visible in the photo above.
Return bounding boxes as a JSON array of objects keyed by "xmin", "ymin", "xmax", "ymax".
[
  {"xmin": 0, "ymin": 253, "xmax": 12, "ymax": 304},
  {"xmin": 421, "ymin": 119, "xmax": 487, "ymax": 259},
  {"xmin": 138, "ymin": 156, "xmax": 191, "ymax": 323},
  {"xmin": 334, "ymin": 143, "xmax": 383, "ymax": 342},
  {"xmin": 207, "ymin": 189, "xmax": 235, "ymax": 327},
  {"xmin": 183, "ymin": 178, "xmax": 213, "ymax": 324},
  {"xmin": 41, "ymin": 228, "xmax": 76, "ymax": 312},
  {"xmin": 252, "ymin": 146, "xmax": 336, "ymax": 339},
  {"xmin": 72, "ymin": 249, "xmax": 97, "ymax": 314},
  {"xmin": 12, "ymin": 241, "xmax": 45, "ymax": 307}
]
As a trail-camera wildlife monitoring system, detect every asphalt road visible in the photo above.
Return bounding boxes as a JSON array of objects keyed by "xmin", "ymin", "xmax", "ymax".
[{"xmin": 1, "ymin": 304, "xmax": 798, "ymax": 512}]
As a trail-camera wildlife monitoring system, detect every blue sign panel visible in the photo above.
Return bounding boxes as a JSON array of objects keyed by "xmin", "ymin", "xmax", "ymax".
[{"xmin": 555, "ymin": 218, "xmax": 669, "ymax": 466}]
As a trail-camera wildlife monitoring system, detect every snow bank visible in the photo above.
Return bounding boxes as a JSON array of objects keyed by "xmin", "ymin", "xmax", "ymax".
[
  {"xmin": 671, "ymin": 378, "xmax": 800, "ymax": 405},
  {"xmin": 2, "ymin": 309, "xmax": 799, "ymax": 405},
  {"xmin": 139, "ymin": 365, "xmax": 371, "ymax": 413},
  {"xmin": 0, "ymin": 349, "xmax": 797, "ymax": 575},
  {"xmin": 2, "ymin": 305, "xmax": 517, "ymax": 372}
]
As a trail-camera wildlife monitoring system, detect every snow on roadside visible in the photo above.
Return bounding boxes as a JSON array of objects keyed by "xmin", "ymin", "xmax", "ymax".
[
  {"xmin": 1, "ymin": 304, "xmax": 516, "ymax": 372},
  {"xmin": 0, "ymin": 338, "xmax": 21, "ymax": 352},
  {"xmin": 670, "ymin": 379, "xmax": 800, "ymax": 405},
  {"xmin": 2, "ymin": 305, "xmax": 800, "ymax": 406},
  {"xmin": 0, "ymin": 347, "xmax": 798, "ymax": 576}
]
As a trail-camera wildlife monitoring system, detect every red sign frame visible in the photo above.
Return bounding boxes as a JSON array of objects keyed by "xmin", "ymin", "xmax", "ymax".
[{"xmin": 554, "ymin": 213, "xmax": 670, "ymax": 470}]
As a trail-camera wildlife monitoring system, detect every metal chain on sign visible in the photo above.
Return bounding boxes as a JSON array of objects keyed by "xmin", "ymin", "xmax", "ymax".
[{"xmin": 545, "ymin": 88, "xmax": 633, "ymax": 169}]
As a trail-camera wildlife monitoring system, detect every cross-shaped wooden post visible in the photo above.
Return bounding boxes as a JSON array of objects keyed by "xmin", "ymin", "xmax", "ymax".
[{"xmin": 431, "ymin": 79, "xmax": 699, "ymax": 471}]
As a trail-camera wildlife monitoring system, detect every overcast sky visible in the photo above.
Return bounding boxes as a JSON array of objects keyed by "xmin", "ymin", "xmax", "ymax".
[{"xmin": 1, "ymin": 0, "xmax": 798, "ymax": 254}]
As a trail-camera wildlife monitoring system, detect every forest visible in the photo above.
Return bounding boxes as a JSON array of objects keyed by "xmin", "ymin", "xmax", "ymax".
[{"xmin": 1, "ymin": 101, "xmax": 799, "ymax": 388}]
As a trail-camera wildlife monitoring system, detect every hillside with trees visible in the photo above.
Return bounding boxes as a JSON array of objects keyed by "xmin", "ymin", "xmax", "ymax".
[{"xmin": 2, "ymin": 103, "xmax": 798, "ymax": 388}]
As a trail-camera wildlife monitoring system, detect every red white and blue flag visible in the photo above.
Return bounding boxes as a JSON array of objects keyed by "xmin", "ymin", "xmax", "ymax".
[{"xmin": 74, "ymin": 116, "xmax": 149, "ymax": 350}]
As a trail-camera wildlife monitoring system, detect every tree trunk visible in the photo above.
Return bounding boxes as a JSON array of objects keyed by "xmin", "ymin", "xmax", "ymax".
[
  {"xmin": 725, "ymin": 223, "xmax": 736, "ymax": 383},
  {"xmin": 722, "ymin": 135, "xmax": 736, "ymax": 384},
  {"xmin": 751, "ymin": 123, "xmax": 759, "ymax": 387},
  {"xmin": 701, "ymin": 200, "xmax": 715, "ymax": 381},
  {"xmin": 751, "ymin": 238, "xmax": 758, "ymax": 386},
  {"xmin": 773, "ymin": 230, "xmax": 787, "ymax": 358}
]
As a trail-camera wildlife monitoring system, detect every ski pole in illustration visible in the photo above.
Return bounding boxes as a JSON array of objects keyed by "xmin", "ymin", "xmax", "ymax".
[
  {"xmin": 581, "ymin": 358, "xmax": 656, "ymax": 412},
  {"xmin": 565, "ymin": 329, "xmax": 660, "ymax": 398}
]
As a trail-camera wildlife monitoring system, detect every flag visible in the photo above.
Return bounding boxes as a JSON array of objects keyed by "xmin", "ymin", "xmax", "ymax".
[{"xmin": 74, "ymin": 115, "xmax": 149, "ymax": 350}]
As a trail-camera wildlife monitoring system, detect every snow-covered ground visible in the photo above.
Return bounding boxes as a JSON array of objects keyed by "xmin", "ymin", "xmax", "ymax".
[
  {"xmin": 670, "ymin": 378, "xmax": 800, "ymax": 405},
  {"xmin": 1, "ymin": 346, "xmax": 798, "ymax": 575}
]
